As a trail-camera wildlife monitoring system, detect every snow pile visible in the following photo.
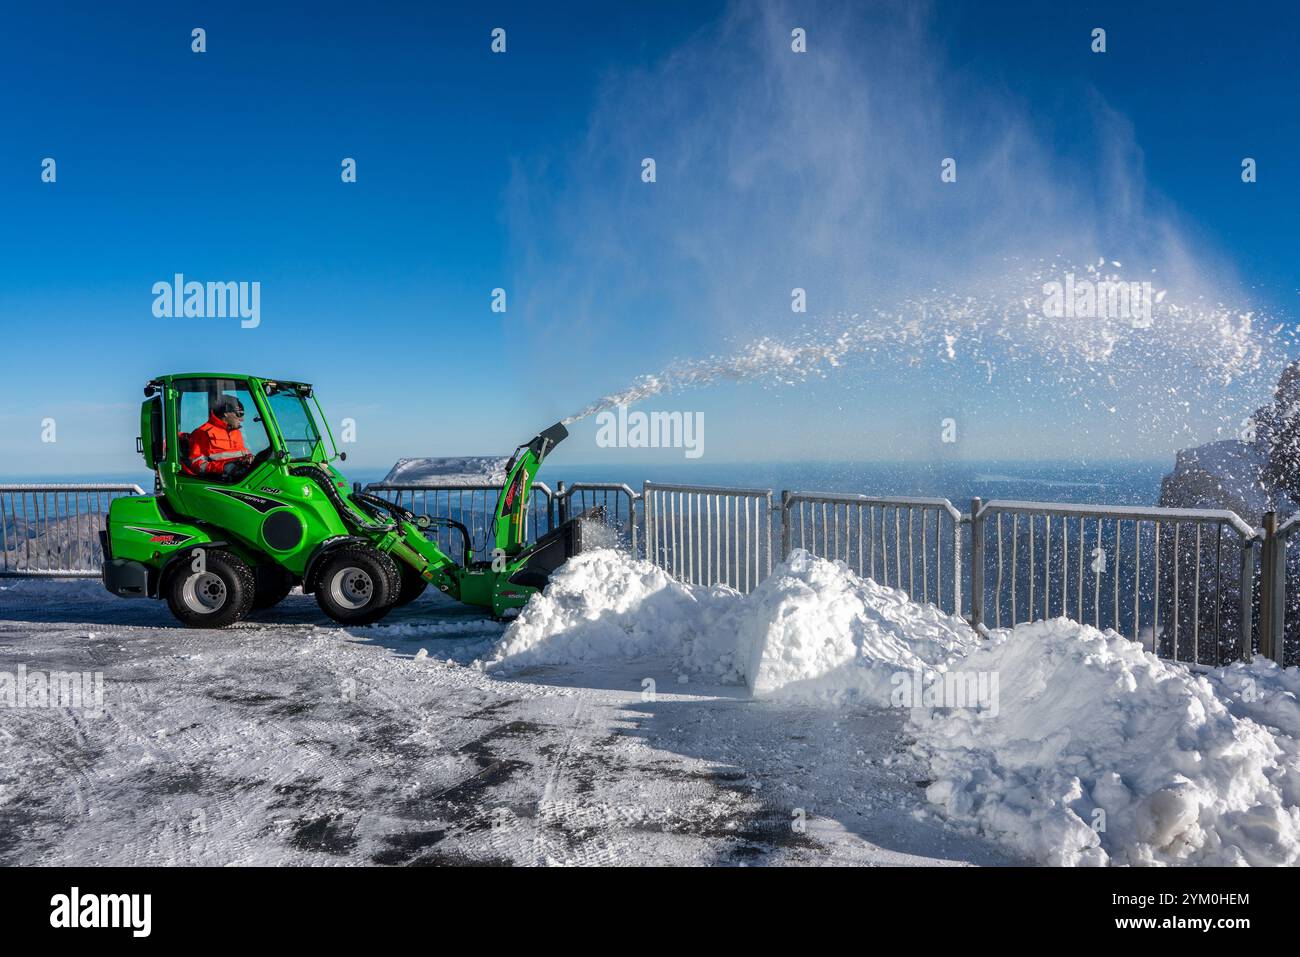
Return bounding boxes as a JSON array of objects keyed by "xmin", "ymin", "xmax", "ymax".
[
  {"xmin": 738, "ymin": 549, "xmax": 978, "ymax": 706},
  {"xmin": 487, "ymin": 548, "xmax": 976, "ymax": 702},
  {"xmin": 1207, "ymin": 661, "xmax": 1300, "ymax": 810},
  {"xmin": 484, "ymin": 551, "xmax": 745, "ymax": 680},
  {"xmin": 914, "ymin": 620, "xmax": 1300, "ymax": 866},
  {"xmin": 485, "ymin": 549, "xmax": 1300, "ymax": 865}
]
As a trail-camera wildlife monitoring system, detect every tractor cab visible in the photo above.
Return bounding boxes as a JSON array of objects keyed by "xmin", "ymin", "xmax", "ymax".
[{"xmin": 140, "ymin": 375, "xmax": 334, "ymax": 487}]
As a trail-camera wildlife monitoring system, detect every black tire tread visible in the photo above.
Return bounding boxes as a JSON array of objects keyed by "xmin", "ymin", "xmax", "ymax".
[
  {"xmin": 392, "ymin": 562, "xmax": 429, "ymax": 607},
  {"xmin": 314, "ymin": 544, "xmax": 399, "ymax": 625},
  {"xmin": 164, "ymin": 549, "xmax": 256, "ymax": 629}
]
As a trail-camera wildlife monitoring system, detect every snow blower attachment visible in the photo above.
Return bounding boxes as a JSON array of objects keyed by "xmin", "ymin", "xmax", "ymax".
[{"xmin": 101, "ymin": 374, "xmax": 603, "ymax": 628}]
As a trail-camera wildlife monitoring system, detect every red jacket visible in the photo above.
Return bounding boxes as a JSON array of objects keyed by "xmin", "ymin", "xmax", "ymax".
[{"xmin": 184, "ymin": 413, "xmax": 249, "ymax": 475}]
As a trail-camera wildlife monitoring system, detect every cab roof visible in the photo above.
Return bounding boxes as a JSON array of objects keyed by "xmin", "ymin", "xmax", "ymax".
[{"xmin": 146, "ymin": 373, "xmax": 314, "ymax": 391}]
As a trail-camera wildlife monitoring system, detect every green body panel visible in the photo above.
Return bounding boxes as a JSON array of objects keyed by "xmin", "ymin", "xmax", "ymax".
[
  {"xmin": 106, "ymin": 495, "xmax": 217, "ymax": 565},
  {"xmin": 165, "ymin": 467, "xmax": 352, "ymax": 576},
  {"xmin": 494, "ymin": 448, "xmax": 542, "ymax": 555},
  {"xmin": 108, "ymin": 372, "xmax": 568, "ymax": 619}
]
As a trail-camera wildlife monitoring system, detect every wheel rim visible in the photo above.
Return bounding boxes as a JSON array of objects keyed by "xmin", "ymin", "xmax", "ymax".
[
  {"xmin": 182, "ymin": 571, "xmax": 227, "ymax": 614},
  {"xmin": 328, "ymin": 566, "xmax": 374, "ymax": 610}
]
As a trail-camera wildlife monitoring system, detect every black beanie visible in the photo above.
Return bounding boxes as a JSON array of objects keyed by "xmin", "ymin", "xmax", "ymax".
[{"xmin": 213, "ymin": 396, "xmax": 244, "ymax": 416}]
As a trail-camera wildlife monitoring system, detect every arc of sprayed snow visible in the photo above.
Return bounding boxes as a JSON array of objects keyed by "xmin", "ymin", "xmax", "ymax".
[{"xmin": 561, "ymin": 284, "xmax": 1275, "ymax": 425}]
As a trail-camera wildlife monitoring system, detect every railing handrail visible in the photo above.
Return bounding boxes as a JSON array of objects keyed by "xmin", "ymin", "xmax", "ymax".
[
  {"xmin": 1276, "ymin": 510, "xmax": 1300, "ymax": 539},
  {"xmin": 787, "ymin": 490, "xmax": 962, "ymax": 522},
  {"xmin": 363, "ymin": 481, "xmax": 553, "ymax": 498},
  {"xmin": 975, "ymin": 498, "xmax": 1257, "ymax": 539},
  {"xmin": 644, "ymin": 480, "xmax": 773, "ymax": 498},
  {"xmin": 558, "ymin": 482, "xmax": 640, "ymax": 500},
  {"xmin": 0, "ymin": 484, "xmax": 146, "ymax": 493}
]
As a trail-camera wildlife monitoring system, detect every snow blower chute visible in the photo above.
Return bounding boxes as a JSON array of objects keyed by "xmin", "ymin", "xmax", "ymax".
[{"xmin": 100, "ymin": 373, "xmax": 602, "ymax": 628}]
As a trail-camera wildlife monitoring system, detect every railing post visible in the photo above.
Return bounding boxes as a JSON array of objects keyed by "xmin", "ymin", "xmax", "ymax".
[
  {"xmin": 1260, "ymin": 511, "xmax": 1285, "ymax": 664},
  {"xmin": 952, "ymin": 508, "xmax": 963, "ymax": 620},
  {"xmin": 780, "ymin": 490, "xmax": 793, "ymax": 559},
  {"xmin": 643, "ymin": 481, "xmax": 654, "ymax": 567},
  {"xmin": 630, "ymin": 490, "xmax": 640, "ymax": 559},
  {"xmin": 1239, "ymin": 530, "xmax": 1257, "ymax": 662},
  {"xmin": 556, "ymin": 481, "xmax": 568, "ymax": 526},
  {"xmin": 968, "ymin": 498, "xmax": 984, "ymax": 632}
]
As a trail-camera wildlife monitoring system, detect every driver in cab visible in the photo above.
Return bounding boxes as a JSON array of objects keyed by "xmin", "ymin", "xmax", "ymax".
[{"xmin": 185, "ymin": 396, "xmax": 255, "ymax": 479}]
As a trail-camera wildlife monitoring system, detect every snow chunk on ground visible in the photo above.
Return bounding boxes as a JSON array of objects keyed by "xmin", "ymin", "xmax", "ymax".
[{"xmin": 913, "ymin": 619, "xmax": 1300, "ymax": 866}]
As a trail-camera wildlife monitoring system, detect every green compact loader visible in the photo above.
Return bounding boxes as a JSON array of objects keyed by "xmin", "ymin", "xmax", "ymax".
[{"xmin": 101, "ymin": 374, "xmax": 598, "ymax": 628}]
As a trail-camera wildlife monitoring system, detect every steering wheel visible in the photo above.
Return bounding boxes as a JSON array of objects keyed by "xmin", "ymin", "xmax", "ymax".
[
  {"xmin": 225, "ymin": 447, "xmax": 273, "ymax": 479},
  {"xmin": 248, "ymin": 446, "xmax": 276, "ymax": 469}
]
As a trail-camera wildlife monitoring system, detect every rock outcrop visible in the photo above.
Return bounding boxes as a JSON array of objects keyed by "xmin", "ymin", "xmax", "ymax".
[{"xmin": 1159, "ymin": 360, "xmax": 1300, "ymax": 664}]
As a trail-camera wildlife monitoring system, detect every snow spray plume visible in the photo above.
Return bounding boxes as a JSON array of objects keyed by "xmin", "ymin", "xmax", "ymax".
[
  {"xmin": 565, "ymin": 259, "xmax": 1292, "ymax": 435},
  {"xmin": 519, "ymin": 2, "xmax": 1292, "ymax": 448}
]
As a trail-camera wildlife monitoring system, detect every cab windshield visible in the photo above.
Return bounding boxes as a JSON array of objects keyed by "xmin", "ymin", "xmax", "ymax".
[{"xmin": 266, "ymin": 387, "xmax": 324, "ymax": 461}]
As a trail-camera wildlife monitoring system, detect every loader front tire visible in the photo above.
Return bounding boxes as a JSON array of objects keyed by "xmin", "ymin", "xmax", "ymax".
[
  {"xmin": 314, "ymin": 546, "xmax": 400, "ymax": 625},
  {"xmin": 165, "ymin": 549, "xmax": 256, "ymax": 629}
]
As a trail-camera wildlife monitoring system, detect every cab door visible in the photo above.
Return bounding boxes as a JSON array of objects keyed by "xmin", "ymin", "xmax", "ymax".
[{"xmin": 165, "ymin": 377, "xmax": 276, "ymax": 535}]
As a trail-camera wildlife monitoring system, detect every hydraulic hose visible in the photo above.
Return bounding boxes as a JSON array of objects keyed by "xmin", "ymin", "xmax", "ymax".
[
  {"xmin": 353, "ymin": 491, "xmax": 416, "ymax": 524},
  {"xmin": 290, "ymin": 465, "xmax": 396, "ymax": 534},
  {"xmin": 354, "ymin": 492, "xmax": 473, "ymax": 566}
]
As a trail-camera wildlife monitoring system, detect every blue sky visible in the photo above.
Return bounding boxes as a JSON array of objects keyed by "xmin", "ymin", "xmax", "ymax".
[{"xmin": 0, "ymin": 0, "xmax": 1296, "ymax": 477}]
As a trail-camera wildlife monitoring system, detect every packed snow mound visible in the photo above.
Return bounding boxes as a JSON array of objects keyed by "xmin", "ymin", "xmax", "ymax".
[
  {"xmin": 485, "ymin": 550, "xmax": 745, "ymax": 680},
  {"xmin": 380, "ymin": 456, "xmax": 509, "ymax": 486},
  {"xmin": 1207, "ymin": 661, "xmax": 1300, "ymax": 811},
  {"xmin": 483, "ymin": 549, "xmax": 1300, "ymax": 865},
  {"xmin": 487, "ymin": 548, "xmax": 976, "ymax": 702},
  {"xmin": 914, "ymin": 619, "xmax": 1300, "ymax": 866},
  {"xmin": 739, "ymin": 549, "xmax": 979, "ymax": 706}
]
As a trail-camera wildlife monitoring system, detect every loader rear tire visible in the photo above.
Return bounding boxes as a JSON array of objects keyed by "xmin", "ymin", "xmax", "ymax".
[
  {"xmin": 392, "ymin": 563, "xmax": 429, "ymax": 607},
  {"xmin": 165, "ymin": 549, "xmax": 256, "ymax": 629},
  {"xmin": 314, "ymin": 546, "xmax": 400, "ymax": 625}
]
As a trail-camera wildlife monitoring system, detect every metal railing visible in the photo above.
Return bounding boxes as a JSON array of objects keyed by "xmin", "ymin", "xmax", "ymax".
[
  {"xmin": 643, "ymin": 481, "xmax": 775, "ymax": 591},
  {"xmin": 0, "ymin": 484, "xmax": 147, "ymax": 577},
  {"xmin": 970, "ymin": 499, "xmax": 1259, "ymax": 666},
  {"xmin": 781, "ymin": 491, "xmax": 965, "ymax": 617},
  {"xmin": 555, "ymin": 482, "xmax": 640, "ymax": 556},
  {"xmin": 361, "ymin": 482, "xmax": 555, "ymax": 561},
  {"xmin": 6, "ymin": 475, "xmax": 1297, "ymax": 666}
]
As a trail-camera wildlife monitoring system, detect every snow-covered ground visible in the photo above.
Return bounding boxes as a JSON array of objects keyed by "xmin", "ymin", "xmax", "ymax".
[
  {"xmin": 0, "ymin": 568, "xmax": 1017, "ymax": 866},
  {"xmin": 3, "ymin": 548, "xmax": 1297, "ymax": 866}
]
